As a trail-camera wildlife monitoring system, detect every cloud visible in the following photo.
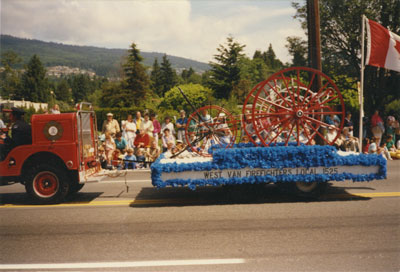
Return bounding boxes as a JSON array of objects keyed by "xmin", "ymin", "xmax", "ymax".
[{"xmin": 1, "ymin": 0, "xmax": 305, "ymax": 63}]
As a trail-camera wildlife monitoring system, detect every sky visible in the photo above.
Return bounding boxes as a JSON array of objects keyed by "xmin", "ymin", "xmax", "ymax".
[{"xmin": 0, "ymin": 0, "xmax": 306, "ymax": 64}]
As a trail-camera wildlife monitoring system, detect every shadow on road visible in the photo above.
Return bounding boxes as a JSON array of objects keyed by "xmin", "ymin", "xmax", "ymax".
[{"xmin": 130, "ymin": 183, "xmax": 372, "ymax": 208}]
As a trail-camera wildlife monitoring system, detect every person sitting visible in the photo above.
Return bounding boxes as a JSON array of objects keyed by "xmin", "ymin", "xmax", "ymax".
[
  {"xmin": 362, "ymin": 138, "xmax": 370, "ymax": 154},
  {"xmin": 146, "ymin": 139, "xmax": 160, "ymax": 163},
  {"xmin": 135, "ymin": 148, "xmax": 146, "ymax": 168},
  {"xmin": 368, "ymin": 136, "xmax": 390, "ymax": 160},
  {"xmin": 162, "ymin": 128, "xmax": 175, "ymax": 152},
  {"xmin": 124, "ymin": 148, "xmax": 136, "ymax": 169},
  {"xmin": 111, "ymin": 149, "xmax": 123, "ymax": 169},
  {"xmin": 339, "ymin": 127, "xmax": 359, "ymax": 152},
  {"xmin": 326, "ymin": 125, "xmax": 342, "ymax": 149},
  {"xmin": 134, "ymin": 129, "xmax": 150, "ymax": 151},
  {"xmin": 379, "ymin": 141, "xmax": 392, "ymax": 160},
  {"xmin": 114, "ymin": 131, "xmax": 127, "ymax": 153},
  {"xmin": 385, "ymin": 135, "xmax": 400, "ymax": 159},
  {"xmin": 0, "ymin": 107, "xmax": 32, "ymax": 160},
  {"xmin": 98, "ymin": 146, "xmax": 109, "ymax": 169}
]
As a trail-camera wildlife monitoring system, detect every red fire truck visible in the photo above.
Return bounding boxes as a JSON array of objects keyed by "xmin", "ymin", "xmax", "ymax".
[{"xmin": 0, "ymin": 103, "xmax": 102, "ymax": 204}]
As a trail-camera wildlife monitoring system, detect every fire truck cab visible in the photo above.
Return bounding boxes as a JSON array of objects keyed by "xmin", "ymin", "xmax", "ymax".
[{"xmin": 0, "ymin": 103, "xmax": 102, "ymax": 204}]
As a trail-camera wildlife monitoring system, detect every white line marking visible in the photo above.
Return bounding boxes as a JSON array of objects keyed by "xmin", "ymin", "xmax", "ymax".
[{"xmin": 0, "ymin": 258, "xmax": 245, "ymax": 270}]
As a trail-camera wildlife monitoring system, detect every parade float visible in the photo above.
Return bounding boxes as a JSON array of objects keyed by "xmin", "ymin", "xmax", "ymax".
[{"xmin": 151, "ymin": 67, "xmax": 386, "ymax": 197}]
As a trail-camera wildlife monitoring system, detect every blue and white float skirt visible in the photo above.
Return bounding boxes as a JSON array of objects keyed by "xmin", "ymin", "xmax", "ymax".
[{"xmin": 151, "ymin": 145, "xmax": 386, "ymax": 193}]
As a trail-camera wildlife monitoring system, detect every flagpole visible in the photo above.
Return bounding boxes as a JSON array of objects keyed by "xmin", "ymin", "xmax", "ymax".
[{"xmin": 359, "ymin": 14, "xmax": 366, "ymax": 151}]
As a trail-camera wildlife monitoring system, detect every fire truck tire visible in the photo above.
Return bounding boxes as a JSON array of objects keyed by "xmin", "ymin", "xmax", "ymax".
[
  {"xmin": 68, "ymin": 183, "xmax": 85, "ymax": 195},
  {"xmin": 278, "ymin": 181, "xmax": 327, "ymax": 198},
  {"xmin": 25, "ymin": 164, "xmax": 70, "ymax": 204}
]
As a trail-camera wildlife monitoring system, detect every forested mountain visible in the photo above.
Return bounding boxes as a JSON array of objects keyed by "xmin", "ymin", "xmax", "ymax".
[{"xmin": 0, "ymin": 35, "xmax": 210, "ymax": 76}]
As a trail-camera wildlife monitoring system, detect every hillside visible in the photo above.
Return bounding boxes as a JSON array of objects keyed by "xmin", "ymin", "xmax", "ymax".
[{"xmin": 0, "ymin": 35, "xmax": 210, "ymax": 77}]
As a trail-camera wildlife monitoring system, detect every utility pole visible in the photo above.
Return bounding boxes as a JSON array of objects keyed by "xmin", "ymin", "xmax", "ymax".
[
  {"xmin": 307, "ymin": 0, "xmax": 322, "ymax": 74},
  {"xmin": 307, "ymin": 0, "xmax": 324, "ymax": 145}
]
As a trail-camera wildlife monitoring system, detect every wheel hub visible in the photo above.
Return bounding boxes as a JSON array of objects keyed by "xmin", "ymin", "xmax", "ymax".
[{"xmin": 296, "ymin": 109, "xmax": 304, "ymax": 118}]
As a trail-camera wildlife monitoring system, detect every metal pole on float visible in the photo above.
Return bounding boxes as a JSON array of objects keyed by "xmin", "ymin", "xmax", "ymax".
[{"xmin": 359, "ymin": 15, "xmax": 366, "ymax": 151}]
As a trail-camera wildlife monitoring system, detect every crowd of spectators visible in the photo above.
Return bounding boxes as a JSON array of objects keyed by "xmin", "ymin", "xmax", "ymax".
[
  {"xmin": 325, "ymin": 110, "xmax": 400, "ymax": 160},
  {"xmin": 98, "ymin": 108, "xmax": 400, "ymax": 170},
  {"xmin": 99, "ymin": 110, "xmax": 189, "ymax": 170}
]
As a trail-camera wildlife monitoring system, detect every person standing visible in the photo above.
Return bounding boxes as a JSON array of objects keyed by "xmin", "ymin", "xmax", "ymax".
[
  {"xmin": 102, "ymin": 113, "xmax": 120, "ymax": 138},
  {"xmin": 176, "ymin": 110, "xmax": 188, "ymax": 143},
  {"xmin": 161, "ymin": 116, "xmax": 175, "ymax": 136},
  {"xmin": 122, "ymin": 114, "xmax": 136, "ymax": 149},
  {"xmin": 151, "ymin": 113, "xmax": 161, "ymax": 144},
  {"xmin": 343, "ymin": 111, "xmax": 354, "ymax": 137},
  {"xmin": 371, "ymin": 110, "xmax": 384, "ymax": 146},
  {"xmin": 134, "ymin": 111, "xmax": 143, "ymax": 134},
  {"xmin": 104, "ymin": 132, "xmax": 115, "ymax": 166},
  {"xmin": 140, "ymin": 113, "xmax": 154, "ymax": 138}
]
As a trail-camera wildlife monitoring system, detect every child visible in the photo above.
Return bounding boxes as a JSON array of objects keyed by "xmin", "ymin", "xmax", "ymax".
[
  {"xmin": 98, "ymin": 146, "xmax": 108, "ymax": 169},
  {"xmin": 362, "ymin": 138, "xmax": 370, "ymax": 154},
  {"xmin": 162, "ymin": 128, "xmax": 175, "ymax": 152},
  {"xmin": 111, "ymin": 149, "xmax": 123, "ymax": 169},
  {"xmin": 136, "ymin": 148, "xmax": 146, "ymax": 168},
  {"xmin": 104, "ymin": 132, "xmax": 115, "ymax": 167},
  {"xmin": 124, "ymin": 148, "xmax": 136, "ymax": 169}
]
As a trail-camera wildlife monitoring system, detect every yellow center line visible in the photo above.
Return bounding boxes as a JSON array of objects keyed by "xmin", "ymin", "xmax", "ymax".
[{"xmin": 1, "ymin": 192, "xmax": 399, "ymax": 208}]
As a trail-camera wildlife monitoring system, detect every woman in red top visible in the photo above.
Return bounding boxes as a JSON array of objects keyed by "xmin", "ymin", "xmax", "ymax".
[
  {"xmin": 371, "ymin": 110, "xmax": 384, "ymax": 146},
  {"xmin": 134, "ymin": 129, "xmax": 150, "ymax": 149}
]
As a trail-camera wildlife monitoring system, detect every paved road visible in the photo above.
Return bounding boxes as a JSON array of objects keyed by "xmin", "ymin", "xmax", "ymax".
[{"xmin": 0, "ymin": 161, "xmax": 399, "ymax": 271}]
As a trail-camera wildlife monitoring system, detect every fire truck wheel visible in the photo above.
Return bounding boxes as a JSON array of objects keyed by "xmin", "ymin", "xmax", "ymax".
[
  {"xmin": 25, "ymin": 164, "xmax": 69, "ymax": 204},
  {"xmin": 68, "ymin": 183, "xmax": 85, "ymax": 195},
  {"xmin": 278, "ymin": 181, "xmax": 327, "ymax": 198}
]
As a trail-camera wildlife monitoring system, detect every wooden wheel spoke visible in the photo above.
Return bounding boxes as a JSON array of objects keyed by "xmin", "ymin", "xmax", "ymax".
[
  {"xmin": 303, "ymin": 111, "xmax": 343, "ymax": 115},
  {"xmin": 266, "ymin": 81, "xmax": 293, "ymax": 108},
  {"xmin": 303, "ymin": 115, "xmax": 332, "ymax": 129},
  {"xmin": 279, "ymin": 72, "xmax": 298, "ymax": 107},
  {"xmin": 283, "ymin": 123, "xmax": 296, "ymax": 145},
  {"xmin": 301, "ymin": 71, "xmax": 317, "ymax": 106},
  {"xmin": 304, "ymin": 82, "xmax": 330, "ymax": 108},
  {"xmin": 302, "ymin": 119, "xmax": 331, "ymax": 145},
  {"xmin": 308, "ymin": 95, "xmax": 340, "ymax": 111},
  {"xmin": 254, "ymin": 96, "xmax": 293, "ymax": 112}
]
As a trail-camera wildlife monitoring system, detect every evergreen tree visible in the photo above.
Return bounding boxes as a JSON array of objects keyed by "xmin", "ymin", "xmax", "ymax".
[
  {"xmin": 209, "ymin": 36, "xmax": 246, "ymax": 99},
  {"xmin": 285, "ymin": 36, "xmax": 308, "ymax": 67},
  {"xmin": 159, "ymin": 54, "xmax": 178, "ymax": 96},
  {"xmin": 263, "ymin": 44, "xmax": 283, "ymax": 70},
  {"xmin": 122, "ymin": 43, "xmax": 150, "ymax": 106},
  {"xmin": 69, "ymin": 74, "xmax": 91, "ymax": 103},
  {"xmin": 55, "ymin": 79, "xmax": 72, "ymax": 102},
  {"xmin": 21, "ymin": 54, "xmax": 49, "ymax": 102},
  {"xmin": 150, "ymin": 58, "xmax": 163, "ymax": 97},
  {"xmin": 0, "ymin": 50, "xmax": 22, "ymax": 99}
]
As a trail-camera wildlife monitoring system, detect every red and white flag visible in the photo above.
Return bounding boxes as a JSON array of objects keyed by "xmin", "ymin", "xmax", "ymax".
[{"xmin": 365, "ymin": 18, "xmax": 400, "ymax": 72}]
